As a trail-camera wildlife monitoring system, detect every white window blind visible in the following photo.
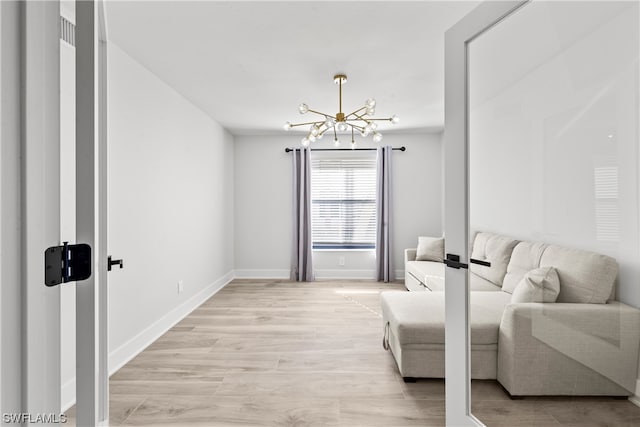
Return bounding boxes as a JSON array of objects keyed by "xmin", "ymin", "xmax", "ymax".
[{"xmin": 311, "ymin": 156, "xmax": 377, "ymax": 249}]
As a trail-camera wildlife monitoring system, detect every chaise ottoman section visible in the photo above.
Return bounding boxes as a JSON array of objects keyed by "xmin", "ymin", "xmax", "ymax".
[{"xmin": 380, "ymin": 291, "xmax": 511, "ymax": 379}]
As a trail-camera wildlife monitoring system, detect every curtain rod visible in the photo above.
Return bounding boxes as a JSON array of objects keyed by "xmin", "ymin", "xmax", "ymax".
[{"xmin": 284, "ymin": 146, "xmax": 406, "ymax": 153}]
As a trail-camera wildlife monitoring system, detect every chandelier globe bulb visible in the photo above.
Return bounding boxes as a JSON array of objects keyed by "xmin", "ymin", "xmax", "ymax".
[
  {"xmin": 333, "ymin": 138, "xmax": 340, "ymax": 147},
  {"xmin": 372, "ymin": 132, "xmax": 383, "ymax": 143},
  {"xmin": 298, "ymin": 103, "xmax": 309, "ymax": 114},
  {"xmin": 283, "ymin": 121, "xmax": 292, "ymax": 131},
  {"xmin": 336, "ymin": 122, "xmax": 348, "ymax": 132},
  {"xmin": 391, "ymin": 114, "xmax": 400, "ymax": 124},
  {"xmin": 365, "ymin": 98, "xmax": 376, "ymax": 108},
  {"xmin": 324, "ymin": 117, "xmax": 335, "ymax": 128},
  {"xmin": 301, "ymin": 137, "xmax": 310, "ymax": 147}
]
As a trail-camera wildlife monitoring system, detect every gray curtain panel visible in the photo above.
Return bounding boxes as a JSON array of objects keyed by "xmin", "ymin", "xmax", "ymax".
[
  {"xmin": 376, "ymin": 145, "xmax": 393, "ymax": 282},
  {"xmin": 290, "ymin": 148, "xmax": 314, "ymax": 281}
]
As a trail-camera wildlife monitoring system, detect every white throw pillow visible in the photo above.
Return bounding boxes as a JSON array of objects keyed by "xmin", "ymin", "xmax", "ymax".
[
  {"xmin": 510, "ymin": 266, "xmax": 560, "ymax": 303},
  {"xmin": 415, "ymin": 236, "xmax": 444, "ymax": 262}
]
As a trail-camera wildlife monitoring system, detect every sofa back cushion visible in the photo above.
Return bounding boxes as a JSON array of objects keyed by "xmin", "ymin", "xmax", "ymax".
[
  {"xmin": 470, "ymin": 232, "xmax": 519, "ymax": 287},
  {"xmin": 539, "ymin": 245, "xmax": 618, "ymax": 303},
  {"xmin": 502, "ymin": 241, "xmax": 548, "ymax": 294}
]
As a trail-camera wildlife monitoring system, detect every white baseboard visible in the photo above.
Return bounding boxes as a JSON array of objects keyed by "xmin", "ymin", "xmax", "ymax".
[
  {"xmin": 109, "ymin": 270, "xmax": 234, "ymax": 374},
  {"xmin": 233, "ymin": 269, "xmax": 289, "ymax": 279},
  {"xmin": 630, "ymin": 379, "xmax": 640, "ymax": 408},
  {"xmin": 61, "ymin": 271, "xmax": 234, "ymax": 412}
]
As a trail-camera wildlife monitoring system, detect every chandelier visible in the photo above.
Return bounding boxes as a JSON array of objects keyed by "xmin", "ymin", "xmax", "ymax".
[{"xmin": 284, "ymin": 74, "xmax": 399, "ymax": 147}]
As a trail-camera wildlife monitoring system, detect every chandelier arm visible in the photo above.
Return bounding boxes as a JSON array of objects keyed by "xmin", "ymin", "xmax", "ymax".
[
  {"xmin": 345, "ymin": 106, "xmax": 367, "ymax": 119},
  {"xmin": 306, "ymin": 109, "xmax": 334, "ymax": 118},
  {"xmin": 347, "ymin": 113, "xmax": 394, "ymax": 123},
  {"xmin": 347, "ymin": 123, "xmax": 366, "ymax": 132},
  {"xmin": 288, "ymin": 121, "xmax": 327, "ymax": 128},
  {"xmin": 349, "ymin": 112, "xmax": 371, "ymax": 123}
]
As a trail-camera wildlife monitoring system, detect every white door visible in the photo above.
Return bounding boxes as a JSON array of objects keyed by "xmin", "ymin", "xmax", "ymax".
[
  {"xmin": 443, "ymin": 1, "xmax": 529, "ymax": 425},
  {"xmin": 7, "ymin": 0, "xmax": 109, "ymax": 425},
  {"xmin": 16, "ymin": 1, "xmax": 108, "ymax": 425}
]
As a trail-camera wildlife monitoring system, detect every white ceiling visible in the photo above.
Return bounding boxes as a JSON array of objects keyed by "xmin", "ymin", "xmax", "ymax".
[{"xmin": 105, "ymin": 1, "xmax": 480, "ymax": 135}]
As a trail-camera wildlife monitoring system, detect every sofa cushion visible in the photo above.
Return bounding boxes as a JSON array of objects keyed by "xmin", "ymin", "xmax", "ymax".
[
  {"xmin": 470, "ymin": 272, "xmax": 502, "ymax": 292},
  {"xmin": 380, "ymin": 291, "xmax": 511, "ymax": 346},
  {"xmin": 415, "ymin": 236, "xmax": 445, "ymax": 262},
  {"xmin": 502, "ymin": 241, "xmax": 548, "ymax": 294},
  {"xmin": 406, "ymin": 261, "xmax": 500, "ymax": 292},
  {"xmin": 540, "ymin": 245, "xmax": 618, "ymax": 304},
  {"xmin": 470, "ymin": 232, "xmax": 519, "ymax": 287},
  {"xmin": 406, "ymin": 260, "xmax": 444, "ymax": 285},
  {"xmin": 510, "ymin": 266, "xmax": 560, "ymax": 303}
]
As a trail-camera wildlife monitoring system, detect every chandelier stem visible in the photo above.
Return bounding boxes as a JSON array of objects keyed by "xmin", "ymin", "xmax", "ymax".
[{"xmin": 339, "ymin": 79, "xmax": 343, "ymax": 115}]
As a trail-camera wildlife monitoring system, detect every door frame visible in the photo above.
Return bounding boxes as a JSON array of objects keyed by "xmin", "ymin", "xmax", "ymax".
[
  {"xmin": 75, "ymin": 0, "xmax": 109, "ymax": 425},
  {"xmin": 443, "ymin": 1, "xmax": 529, "ymax": 425}
]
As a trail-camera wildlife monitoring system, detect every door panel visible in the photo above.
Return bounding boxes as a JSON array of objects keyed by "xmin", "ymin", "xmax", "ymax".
[
  {"xmin": 466, "ymin": 0, "xmax": 639, "ymax": 424},
  {"xmin": 444, "ymin": 2, "xmax": 529, "ymax": 425}
]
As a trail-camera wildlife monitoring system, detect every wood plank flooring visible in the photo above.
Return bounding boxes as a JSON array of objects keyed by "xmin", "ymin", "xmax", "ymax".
[{"xmin": 65, "ymin": 280, "xmax": 640, "ymax": 426}]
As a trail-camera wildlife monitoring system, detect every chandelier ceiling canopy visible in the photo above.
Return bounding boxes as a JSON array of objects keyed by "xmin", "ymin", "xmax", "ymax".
[{"xmin": 284, "ymin": 74, "xmax": 399, "ymax": 148}]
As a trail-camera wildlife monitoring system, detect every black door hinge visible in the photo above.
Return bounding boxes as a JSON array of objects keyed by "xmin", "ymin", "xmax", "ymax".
[{"xmin": 44, "ymin": 242, "xmax": 92, "ymax": 287}]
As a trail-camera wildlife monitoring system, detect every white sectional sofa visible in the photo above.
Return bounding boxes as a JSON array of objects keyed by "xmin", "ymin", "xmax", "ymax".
[{"xmin": 381, "ymin": 232, "xmax": 640, "ymax": 396}]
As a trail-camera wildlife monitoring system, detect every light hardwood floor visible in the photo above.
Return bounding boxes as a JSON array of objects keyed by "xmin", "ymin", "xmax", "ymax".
[{"xmin": 66, "ymin": 280, "xmax": 640, "ymax": 426}]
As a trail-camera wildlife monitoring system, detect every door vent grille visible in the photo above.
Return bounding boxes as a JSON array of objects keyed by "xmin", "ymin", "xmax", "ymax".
[{"xmin": 60, "ymin": 16, "xmax": 75, "ymax": 46}]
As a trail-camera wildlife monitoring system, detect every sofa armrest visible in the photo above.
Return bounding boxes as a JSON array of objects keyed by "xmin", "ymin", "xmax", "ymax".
[
  {"xmin": 404, "ymin": 248, "xmax": 417, "ymax": 263},
  {"xmin": 498, "ymin": 301, "xmax": 640, "ymax": 395}
]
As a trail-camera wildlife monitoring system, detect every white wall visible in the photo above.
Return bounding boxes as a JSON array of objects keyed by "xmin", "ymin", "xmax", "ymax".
[
  {"xmin": 60, "ymin": 42, "xmax": 235, "ymax": 409},
  {"xmin": 234, "ymin": 133, "xmax": 442, "ymax": 279}
]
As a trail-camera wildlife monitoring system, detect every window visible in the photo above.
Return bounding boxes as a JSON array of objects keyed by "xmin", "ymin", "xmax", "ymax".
[{"xmin": 311, "ymin": 155, "xmax": 377, "ymax": 249}]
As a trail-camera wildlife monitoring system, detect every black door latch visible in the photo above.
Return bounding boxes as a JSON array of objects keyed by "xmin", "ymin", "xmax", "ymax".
[
  {"xmin": 444, "ymin": 253, "xmax": 468, "ymax": 269},
  {"xmin": 108, "ymin": 256, "xmax": 124, "ymax": 271},
  {"xmin": 444, "ymin": 253, "xmax": 492, "ymax": 269},
  {"xmin": 44, "ymin": 242, "xmax": 92, "ymax": 287}
]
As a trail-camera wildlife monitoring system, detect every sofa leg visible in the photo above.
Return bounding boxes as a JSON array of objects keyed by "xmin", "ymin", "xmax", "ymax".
[{"xmin": 403, "ymin": 377, "xmax": 417, "ymax": 383}]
